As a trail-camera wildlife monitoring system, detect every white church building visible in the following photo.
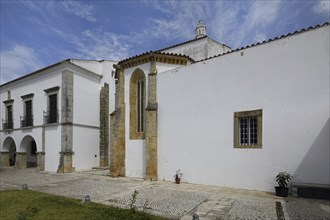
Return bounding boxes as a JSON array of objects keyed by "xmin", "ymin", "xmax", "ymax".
[{"xmin": 1, "ymin": 20, "xmax": 329, "ymax": 192}]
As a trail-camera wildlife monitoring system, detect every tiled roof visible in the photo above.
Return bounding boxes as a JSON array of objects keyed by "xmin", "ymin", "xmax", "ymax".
[
  {"xmin": 118, "ymin": 51, "xmax": 195, "ymax": 65},
  {"xmin": 198, "ymin": 22, "xmax": 330, "ymax": 63}
]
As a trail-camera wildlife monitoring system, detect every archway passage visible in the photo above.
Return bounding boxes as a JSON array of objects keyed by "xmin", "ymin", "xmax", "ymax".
[
  {"xmin": 20, "ymin": 136, "xmax": 38, "ymax": 168},
  {"xmin": 3, "ymin": 137, "xmax": 16, "ymax": 166},
  {"xmin": 9, "ymin": 143, "xmax": 16, "ymax": 166}
]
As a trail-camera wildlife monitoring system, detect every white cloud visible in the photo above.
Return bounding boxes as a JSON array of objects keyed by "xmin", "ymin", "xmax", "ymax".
[
  {"xmin": 210, "ymin": 1, "xmax": 282, "ymax": 48},
  {"xmin": 61, "ymin": 1, "xmax": 96, "ymax": 22},
  {"xmin": 0, "ymin": 45, "xmax": 42, "ymax": 84},
  {"xmin": 21, "ymin": 0, "xmax": 96, "ymax": 22},
  {"xmin": 48, "ymin": 27, "xmax": 130, "ymax": 61},
  {"xmin": 313, "ymin": 0, "xmax": 330, "ymax": 15},
  {"xmin": 144, "ymin": 1, "xmax": 282, "ymax": 49}
]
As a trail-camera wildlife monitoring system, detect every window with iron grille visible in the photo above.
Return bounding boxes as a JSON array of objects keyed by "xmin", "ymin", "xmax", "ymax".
[
  {"xmin": 43, "ymin": 86, "xmax": 59, "ymax": 124},
  {"xmin": 234, "ymin": 109, "xmax": 262, "ymax": 148},
  {"xmin": 4, "ymin": 105, "xmax": 13, "ymax": 129}
]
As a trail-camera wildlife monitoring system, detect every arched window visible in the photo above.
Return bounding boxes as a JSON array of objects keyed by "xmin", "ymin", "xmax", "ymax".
[
  {"xmin": 137, "ymin": 77, "xmax": 144, "ymax": 132},
  {"xmin": 130, "ymin": 69, "xmax": 146, "ymax": 139}
]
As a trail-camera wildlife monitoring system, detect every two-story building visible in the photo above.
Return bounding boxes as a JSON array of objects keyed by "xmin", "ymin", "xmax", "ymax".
[
  {"xmin": 0, "ymin": 59, "xmax": 116, "ymax": 172},
  {"xmin": 1, "ymin": 20, "xmax": 329, "ymax": 192}
]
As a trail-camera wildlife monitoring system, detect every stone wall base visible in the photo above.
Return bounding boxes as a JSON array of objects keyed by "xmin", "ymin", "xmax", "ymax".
[
  {"xmin": 37, "ymin": 152, "xmax": 45, "ymax": 171},
  {"xmin": 57, "ymin": 152, "xmax": 74, "ymax": 173},
  {"xmin": 0, "ymin": 152, "xmax": 9, "ymax": 167},
  {"xmin": 15, "ymin": 152, "xmax": 27, "ymax": 169}
]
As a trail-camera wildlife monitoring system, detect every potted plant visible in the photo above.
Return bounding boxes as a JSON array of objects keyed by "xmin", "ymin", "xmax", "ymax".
[
  {"xmin": 275, "ymin": 171, "xmax": 293, "ymax": 197},
  {"xmin": 174, "ymin": 169, "xmax": 183, "ymax": 184}
]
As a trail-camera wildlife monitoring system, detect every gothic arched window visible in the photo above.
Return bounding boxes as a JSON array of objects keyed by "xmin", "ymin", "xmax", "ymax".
[
  {"xmin": 137, "ymin": 77, "xmax": 144, "ymax": 132},
  {"xmin": 130, "ymin": 69, "xmax": 146, "ymax": 139}
]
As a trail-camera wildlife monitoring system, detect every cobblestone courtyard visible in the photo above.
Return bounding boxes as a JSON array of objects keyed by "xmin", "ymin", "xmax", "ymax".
[{"xmin": 0, "ymin": 168, "xmax": 329, "ymax": 219}]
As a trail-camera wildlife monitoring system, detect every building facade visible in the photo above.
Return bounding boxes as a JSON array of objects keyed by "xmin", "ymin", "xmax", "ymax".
[
  {"xmin": 1, "ymin": 21, "xmax": 329, "ymax": 192},
  {"xmin": 0, "ymin": 59, "xmax": 116, "ymax": 172}
]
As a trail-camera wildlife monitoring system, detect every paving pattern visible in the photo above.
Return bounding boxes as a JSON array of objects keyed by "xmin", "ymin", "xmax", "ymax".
[
  {"xmin": 109, "ymin": 186, "xmax": 208, "ymax": 216},
  {"xmin": 283, "ymin": 199, "xmax": 330, "ymax": 220},
  {"xmin": 225, "ymin": 197, "xmax": 278, "ymax": 220},
  {"xmin": 1, "ymin": 168, "xmax": 330, "ymax": 220}
]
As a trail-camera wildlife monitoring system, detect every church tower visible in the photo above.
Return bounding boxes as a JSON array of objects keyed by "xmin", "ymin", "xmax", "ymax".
[{"xmin": 196, "ymin": 18, "xmax": 207, "ymax": 39}]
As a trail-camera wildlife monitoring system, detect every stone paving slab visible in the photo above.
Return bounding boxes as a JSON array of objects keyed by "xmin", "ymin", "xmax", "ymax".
[
  {"xmin": 1, "ymin": 168, "xmax": 330, "ymax": 220},
  {"xmin": 109, "ymin": 186, "xmax": 208, "ymax": 216}
]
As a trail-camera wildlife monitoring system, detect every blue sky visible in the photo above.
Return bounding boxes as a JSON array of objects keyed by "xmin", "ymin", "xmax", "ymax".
[{"xmin": 1, "ymin": 0, "xmax": 329, "ymax": 84}]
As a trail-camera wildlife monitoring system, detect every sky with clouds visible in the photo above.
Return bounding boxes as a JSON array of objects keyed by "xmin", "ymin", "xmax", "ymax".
[{"xmin": 1, "ymin": 0, "xmax": 329, "ymax": 84}]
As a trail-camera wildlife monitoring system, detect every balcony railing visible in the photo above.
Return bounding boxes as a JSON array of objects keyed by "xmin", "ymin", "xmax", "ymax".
[
  {"xmin": 43, "ymin": 110, "xmax": 59, "ymax": 124},
  {"xmin": 2, "ymin": 119, "xmax": 13, "ymax": 130},
  {"xmin": 20, "ymin": 115, "xmax": 34, "ymax": 127}
]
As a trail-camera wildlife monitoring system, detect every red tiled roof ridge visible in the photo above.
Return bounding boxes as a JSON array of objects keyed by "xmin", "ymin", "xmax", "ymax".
[{"xmin": 118, "ymin": 50, "xmax": 195, "ymax": 64}]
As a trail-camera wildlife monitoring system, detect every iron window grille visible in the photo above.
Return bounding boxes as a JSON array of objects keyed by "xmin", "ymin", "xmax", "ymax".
[
  {"xmin": 43, "ymin": 110, "xmax": 59, "ymax": 124},
  {"xmin": 20, "ymin": 115, "xmax": 34, "ymax": 127},
  {"xmin": 239, "ymin": 116, "xmax": 258, "ymax": 145},
  {"xmin": 2, "ymin": 119, "xmax": 13, "ymax": 130}
]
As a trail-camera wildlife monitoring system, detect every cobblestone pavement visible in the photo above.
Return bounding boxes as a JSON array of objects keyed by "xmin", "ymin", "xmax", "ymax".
[{"xmin": 1, "ymin": 167, "xmax": 329, "ymax": 220}]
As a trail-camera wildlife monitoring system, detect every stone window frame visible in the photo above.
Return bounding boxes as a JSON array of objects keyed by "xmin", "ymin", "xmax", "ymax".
[
  {"xmin": 3, "ymin": 98, "xmax": 14, "ymax": 130},
  {"xmin": 129, "ymin": 68, "xmax": 146, "ymax": 140},
  {"xmin": 234, "ymin": 109, "xmax": 262, "ymax": 148},
  {"xmin": 21, "ymin": 93, "xmax": 34, "ymax": 127},
  {"xmin": 44, "ymin": 86, "xmax": 60, "ymax": 124}
]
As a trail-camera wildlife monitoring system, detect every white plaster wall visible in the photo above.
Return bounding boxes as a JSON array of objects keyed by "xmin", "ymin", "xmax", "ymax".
[
  {"xmin": 71, "ymin": 59, "xmax": 117, "ymax": 121},
  {"xmin": 162, "ymin": 37, "xmax": 230, "ymax": 61},
  {"xmin": 162, "ymin": 38, "xmax": 208, "ymax": 61},
  {"xmin": 70, "ymin": 60, "xmax": 103, "ymax": 75},
  {"xmin": 207, "ymin": 38, "xmax": 231, "ymax": 57},
  {"xmin": 73, "ymin": 73, "xmax": 100, "ymax": 127},
  {"xmin": 124, "ymin": 62, "xmax": 187, "ymax": 178},
  {"xmin": 158, "ymin": 26, "xmax": 330, "ymax": 192},
  {"xmin": 0, "ymin": 72, "xmax": 62, "ymax": 129},
  {"xmin": 72, "ymin": 126, "xmax": 99, "ymax": 170},
  {"xmin": 1, "ymin": 71, "xmax": 62, "ymax": 168},
  {"xmin": 124, "ymin": 64, "xmax": 150, "ymax": 178},
  {"xmin": 44, "ymin": 126, "xmax": 61, "ymax": 172}
]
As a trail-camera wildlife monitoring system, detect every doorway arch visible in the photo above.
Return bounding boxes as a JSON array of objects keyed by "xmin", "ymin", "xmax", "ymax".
[
  {"xmin": 20, "ymin": 135, "xmax": 37, "ymax": 168},
  {"xmin": 2, "ymin": 136, "xmax": 16, "ymax": 166}
]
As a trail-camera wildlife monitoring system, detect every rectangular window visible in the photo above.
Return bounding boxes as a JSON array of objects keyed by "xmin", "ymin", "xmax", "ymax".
[
  {"xmin": 21, "ymin": 100, "xmax": 34, "ymax": 127},
  {"xmin": 239, "ymin": 116, "xmax": 258, "ymax": 145},
  {"xmin": 7, "ymin": 105, "xmax": 13, "ymax": 129},
  {"xmin": 49, "ymin": 94, "xmax": 58, "ymax": 123},
  {"xmin": 43, "ymin": 86, "xmax": 59, "ymax": 124},
  {"xmin": 234, "ymin": 109, "xmax": 262, "ymax": 148}
]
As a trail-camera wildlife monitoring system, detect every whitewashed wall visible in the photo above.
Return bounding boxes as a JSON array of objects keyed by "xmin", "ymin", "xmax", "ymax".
[
  {"xmin": 72, "ymin": 72, "xmax": 102, "ymax": 170},
  {"xmin": 124, "ymin": 62, "xmax": 184, "ymax": 178},
  {"xmin": 124, "ymin": 64, "xmax": 150, "ymax": 178},
  {"xmin": 73, "ymin": 126, "xmax": 99, "ymax": 170},
  {"xmin": 162, "ymin": 37, "xmax": 231, "ymax": 61},
  {"xmin": 157, "ymin": 26, "xmax": 330, "ymax": 192},
  {"xmin": 73, "ymin": 73, "xmax": 100, "ymax": 127},
  {"xmin": 44, "ymin": 126, "xmax": 61, "ymax": 172},
  {"xmin": 71, "ymin": 59, "xmax": 117, "ymax": 113},
  {"xmin": 0, "ymin": 70, "xmax": 63, "ymax": 171}
]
